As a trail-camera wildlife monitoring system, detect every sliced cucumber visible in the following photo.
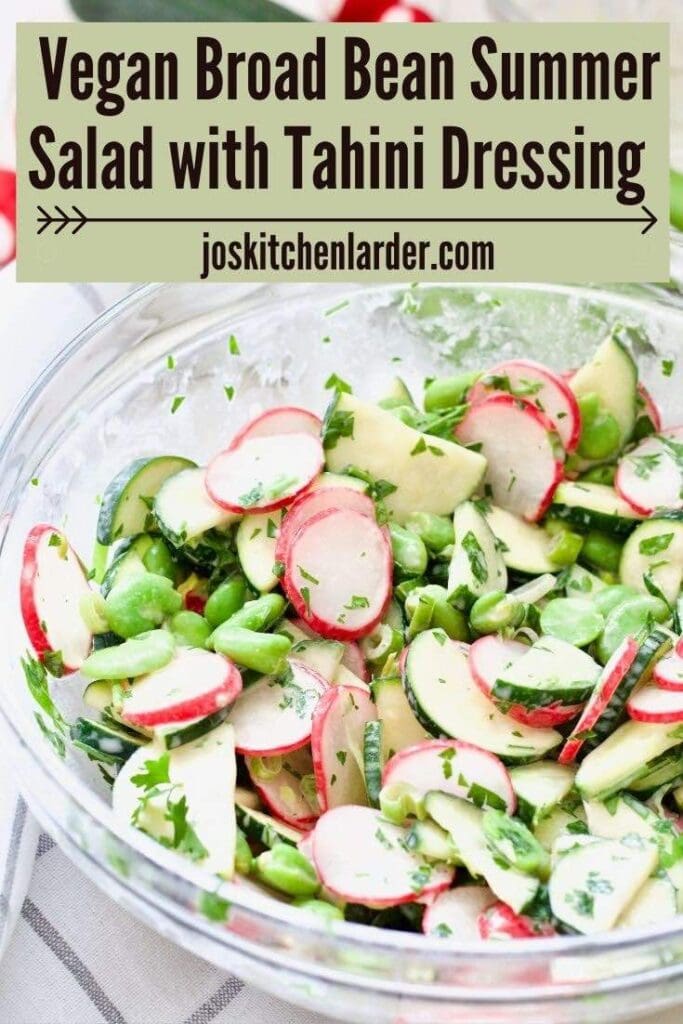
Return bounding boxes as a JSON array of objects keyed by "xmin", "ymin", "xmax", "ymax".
[
  {"xmin": 235, "ymin": 803, "xmax": 302, "ymax": 848},
  {"xmin": 448, "ymin": 501, "xmax": 507, "ymax": 604},
  {"xmin": 549, "ymin": 834, "xmax": 657, "ymax": 935},
  {"xmin": 323, "ymin": 393, "xmax": 486, "ymax": 524},
  {"xmin": 576, "ymin": 718, "xmax": 683, "ymax": 800},
  {"xmin": 83, "ymin": 679, "xmax": 114, "ymax": 714},
  {"xmin": 70, "ymin": 717, "xmax": 146, "ymax": 765},
  {"xmin": 406, "ymin": 819, "xmax": 458, "ymax": 863},
  {"xmin": 570, "ymin": 329, "xmax": 638, "ymax": 453},
  {"xmin": 153, "ymin": 705, "xmax": 231, "ymax": 750},
  {"xmin": 363, "ymin": 720, "xmax": 383, "ymax": 808},
  {"xmin": 562, "ymin": 564, "xmax": 607, "ymax": 600},
  {"xmin": 155, "ymin": 466, "xmax": 239, "ymax": 547},
  {"xmin": 425, "ymin": 792, "xmax": 538, "ymax": 913},
  {"xmin": 618, "ymin": 874, "xmax": 677, "ymax": 928},
  {"xmin": 378, "ymin": 376, "xmax": 415, "ymax": 409},
  {"xmin": 493, "ymin": 636, "xmax": 600, "ymax": 710},
  {"xmin": 235, "ymin": 509, "xmax": 283, "ymax": 593},
  {"xmin": 372, "ymin": 676, "xmax": 427, "ymax": 760},
  {"xmin": 100, "ymin": 535, "xmax": 154, "ymax": 597},
  {"xmin": 534, "ymin": 802, "xmax": 587, "ymax": 851},
  {"xmin": 584, "ymin": 792, "xmax": 680, "ymax": 863},
  {"xmin": 97, "ymin": 456, "xmax": 195, "ymax": 545},
  {"xmin": 289, "ymin": 638, "xmax": 345, "ymax": 682},
  {"xmin": 313, "ymin": 471, "xmax": 368, "ymax": 493},
  {"xmin": 630, "ymin": 744, "xmax": 683, "ymax": 794},
  {"xmin": 510, "ymin": 761, "xmax": 576, "ymax": 828},
  {"xmin": 550, "ymin": 481, "xmax": 642, "ymax": 536},
  {"xmin": 484, "ymin": 504, "xmax": 556, "ymax": 575},
  {"xmin": 403, "ymin": 630, "xmax": 560, "ymax": 762},
  {"xmin": 620, "ymin": 513, "xmax": 683, "ymax": 605}
]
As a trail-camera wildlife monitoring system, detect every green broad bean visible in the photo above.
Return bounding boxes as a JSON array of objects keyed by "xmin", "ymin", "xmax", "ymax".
[
  {"xmin": 379, "ymin": 782, "xmax": 426, "ymax": 825},
  {"xmin": 593, "ymin": 584, "xmax": 639, "ymax": 618},
  {"xmin": 169, "ymin": 610, "xmax": 211, "ymax": 648},
  {"xmin": 469, "ymin": 590, "xmax": 524, "ymax": 636},
  {"xmin": 539, "ymin": 598, "xmax": 604, "ymax": 648},
  {"xmin": 221, "ymin": 593, "xmax": 286, "ymax": 632},
  {"xmin": 79, "ymin": 591, "xmax": 110, "ymax": 634},
  {"xmin": 389, "ymin": 523, "xmax": 428, "ymax": 578},
  {"xmin": 596, "ymin": 595, "xmax": 671, "ymax": 664},
  {"xmin": 361, "ymin": 623, "xmax": 404, "ymax": 666},
  {"xmin": 405, "ymin": 512, "xmax": 454, "ymax": 553},
  {"xmin": 211, "ymin": 626, "xmax": 291, "ymax": 675},
  {"xmin": 255, "ymin": 843, "xmax": 320, "ymax": 898},
  {"xmin": 204, "ymin": 576, "xmax": 249, "ymax": 628},
  {"xmin": 142, "ymin": 538, "xmax": 176, "ymax": 581},
  {"xmin": 104, "ymin": 572, "xmax": 183, "ymax": 638},
  {"xmin": 577, "ymin": 393, "xmax": 621, "ymax": 461},
  {"xmin": 581, "ymin": 530, "xmax": 624, "ymax": 574},
  {"xmin": 293, "ymin": 898, "xmax": 344, "ymax": 923},
  {"xmin": 548, "ymin": 530, "xmax": 583, "ymax": 568},
  {"xmin": 580, "ymin": 465, "xmax": 617, "ymax": 486},
  {"xmin": 482, "ymin": 809, "xmax": 550, "ymax": 881},
  {"xmin": 81, "ymin": 628, "xmax": 175, "ymax": 679},
  {"xmin": 424, "ymin": 372, "xmax": 480, "ymax": 413},
  {"xmin": 235, "ymin": 828, "xmax": 254, "ymax": 876}
]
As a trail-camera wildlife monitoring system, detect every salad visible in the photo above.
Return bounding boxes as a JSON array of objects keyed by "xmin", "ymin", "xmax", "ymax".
[{"xmin": 18, "ymin": 325, "xmax": 683, "ymax": 942}]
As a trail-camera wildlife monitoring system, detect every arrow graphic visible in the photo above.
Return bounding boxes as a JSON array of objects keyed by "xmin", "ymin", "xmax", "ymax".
[{"xmin": 35, "ymin": 204, "xmax": 658, "ymax": 237}]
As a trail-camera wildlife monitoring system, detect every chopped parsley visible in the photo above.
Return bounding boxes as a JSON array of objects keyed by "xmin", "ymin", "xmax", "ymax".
[
  {"xmin": 224, "ymin": 385, "xmax": 235, "ymax": 401},
  {"xmin": 639, "ymin": 532, "xmax": 673, "ymax": 556},
  {"xmin": 228, "ymin": 334, "xmax": 240, "ymax": 355},
  {"xmin": 298, "ymin": 565, "xmax": 319, "ymax": 585},
  {"xmin": 324, "ymin": 299, "xmax": 350, "ymax": 317},
  {"xmin": 461, "ymin": 530, "xmax": 488, "ymax": 585},
  {"xmin": 324, "ymin": 372, "xmax": 352, "ymax": 394},
  {"xmin": 170, "ymin": 395, "xmax": 185, "ymax": 414},
  {"xmin": 344, "ymin": 595, "xmax": 369, "ymax": 610},
  {"xmin": 166, "ymin": 354, "xmax": 175, "ymax": 370},
  {"xmin": 662, "ymin": 358, "xmax": 675, "ymax": 377}
]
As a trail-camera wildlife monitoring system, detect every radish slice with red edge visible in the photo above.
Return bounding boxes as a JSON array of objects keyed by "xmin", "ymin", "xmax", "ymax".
[
  {"xmin": 283, "ymin": 507, "xmax": 392, "ymax": 641},
  {"xmin": 311, "ymin": 685, "xmax": 377, "ymax": 812},
  {"xmin": 615, "ymin": 428, "xmax": 683, "ymax": 516},
  {"xmin": 246, "ymin": 745, "xmax": 318, "ymax": 830},
  {"xmin": 468, "ymin": 359, "xmax": 580, "ymax": 453},
  {"xmin": 653, "ymin": 653, "xmax": 683, "ymax": 692},
  {"xmin": 382, "ymin": 739, "xmax": 515, "ymax": 815},
  {"xmin": 275, "ymin": 486, "xmax": 375, "ymax": 566},
  {"xmin": 311, "ymin": 805, "xmax": 454, "ymax": 907},
  {"xmin": 20, "ymin": 524, "xmax": 93, "ymax": 673},
  {"xmin": 637, "ymin": 383, "xmax": 663, "ymax": 434},
  {"xmin": 627, "ymin": 684, "xmax": 683, "ymax": 724},
  {"xmin": 228, "ymin": 406, "xmax": 322, "ymax": 450},
  {"xmin": 119, "ymin": 649, "xmax": 242, "ymax": 727},
  {"xmin": 422, "ymin": 886, "xmax": 494, "ymax": 939},
  {"xmin": 455, "ymin": 395, "xmax": 564, "ymax": 523},
  {"xmin": 206, "ymin": 432, "xmax": 323, "ymax": 514},
  {"xmin": 229, "ymin": 658, "xmax": 328, "ymax": 756},
  {"xmin": 478, "ymin": 901, "xmax": 556, "ymax": 940},
  {"xmin": 470, "ymin": 636, "xmax": 582, "ymax": 728},
  {"xmin": 558, "ymin": 637, "xmax": 640, "ymax": 764},
  {"xmin": 677, "ymin": 637, "xmax": 683, "ymax": 658}
]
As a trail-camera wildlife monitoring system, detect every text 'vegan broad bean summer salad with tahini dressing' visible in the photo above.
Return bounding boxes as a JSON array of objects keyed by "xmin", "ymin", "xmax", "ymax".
[{"xmin": 18, "ymin": 325, "xmax": 683, "ymax": 941}]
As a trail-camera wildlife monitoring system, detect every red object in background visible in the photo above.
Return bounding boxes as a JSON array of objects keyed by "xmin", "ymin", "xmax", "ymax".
[
  {"xmin": 335, "ymin": 0, "xmax": 433, "ymax": 21},
  {"xmin": 0, "ymin": 168, "xmax": 16, "ymax": 267}
]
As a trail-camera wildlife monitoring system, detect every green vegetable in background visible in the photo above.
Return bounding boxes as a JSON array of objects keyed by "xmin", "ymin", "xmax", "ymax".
[{"xmin": 671, "ymin": 168, "xmax": 683, "ymax": 232}]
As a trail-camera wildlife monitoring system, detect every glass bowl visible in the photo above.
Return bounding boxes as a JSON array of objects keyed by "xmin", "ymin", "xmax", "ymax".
[{"xmin": 1, "ymin": 280, "xmax": 683, "ymax": 1024}]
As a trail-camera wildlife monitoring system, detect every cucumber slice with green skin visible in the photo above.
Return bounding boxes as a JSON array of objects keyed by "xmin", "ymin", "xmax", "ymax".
[
  {"xmin": 406, "ymin": 819, "xmax": 459, "ymax": 865},
  {"xmin": 155, "ymin": 466, "xmax": 240, "ymax": 548},
  {"xmin": 403, "ymin": 630, "xmax": 561, "ymax": 763},
  {"xmin": 576, "ymin": 717, "xmax": 683, "ymax": 800},
  {"xmin": 235, "ymin": 803, "xmax": 303, "ymax": 848},
  {"xmin": 618, "ymin": 874, "xmax": 677, "ymax": 929},
  {"xmin": 481, "ymin": 809, "xmax": 551, "ymax": 880},
  {"xmin": 447, "ymin": 501, "xmax": 507, "ymax": 605},
  {"xmin": 363, "ymin": 720, "xmax": 383, "ymax": 808},
  {"xmin": 100, "ymin": 535, "xmax": 153, "ymax": 597},
  {"xmin": 549, "ymin": 834, "xmax": 657, "ymax": 935},
  {"xmin": 493, "ymin": 636, "xmax": 600, "ymax": 711},
  {"xmin": 83, "ymin": 679, "xmax": 114, "ymax": 714},
  {"xmin": 510, "ymin": 761, "xmax": 576, "ymax": 828},
  {"xmin": 97, "ymin": 456, "xmax": 195, "ymax": 545},
  {"xmin": 152, "ymin": 705, "xmax": 232, "ymax": 750},
  {"xmin": 311, "ymin": 685, "xmax": 376, "ymax": 812},
  {"xmin": 562, "ymin": 564, "xmax": 607, "ymax": 600},
  {"xmin": 288, "ymin": 638, "xmax": 345, "ymax": 683},
  {"xmin": 235, "ymin": 509, "xmax": 283, "ymax": 593},
  {"xmin": 569, "ymin": 330, "xmax": 639, "ymax": 456},
  {"xmin": 378, "ymin": 376, "xmax": 416, "ymax": 409},
  {"xmin": 246, "ymin": 745, "xmax": 318, "ymax": 830},
  {"xmin": 323, "ymin": 392, "xmax": 486, "ymax": 525},
  {"xmin": 583, "ymin": 792, "xmax": 681, "ymax": 866},
  {"xmin": 484, "ymin": 506, "xmax": 556, "ymax": 576},
  {"xmin": 424, "ymin": 792, "xmax": 538, "ymax": 913},
  {"xmin": 550, "ymin": 481, "xmax": 643, "ymax": 537},
  {"xmin": 534, "ymin": 803, "xmax": 588, "ymax": 851},
  {"xmin": 616, "ymin": 429, "xmax": 683, "ymax": 516},
  {"xmin": 629, "ymin": 744, "xmax": 683, "ymax": 794},
  {"xmin": 371, "ymin": 676, "xmax": 427, "ymax": 760},
  {"xmin": 70, "ymin": 717, "xmax": 146, "ymax": 765},
  {"xmin": 620, "ymin": 513, "xmax": 683, "ymax": 605},
  {"xmin": 422, "ymin": 885, "xmax": 496, "ymax": 939}
]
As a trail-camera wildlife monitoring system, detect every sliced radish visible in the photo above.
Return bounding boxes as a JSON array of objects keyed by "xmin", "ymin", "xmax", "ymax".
[
  {"xmin": 20, "ymin": 524, "xmax": 93, "ymax": 673},
  {"xmin": 478, "ymin": 901, "xmax": 556, "ymax": 940},
  {"xmin": 559, "ymin": 637, "xmax": 640, "ymax": 764},
  {"xmin": 627, "ymin": 684, "xmax": 683, "ymax": 724},
  {"xmin": 298, "ymin": 831, "xmax": 315, "ymax": 861},
  {"xmin": 119, "ymin": 649, "xmax": 242, "ymax": 728},
  {"xmin": 470, "ymin": 636, "xmax": 582, "ymax": 729},
  {"xmin": 616, "ymin": 428, "xmax": 683, "ymax": 515},
  {"xmin": 206, "ymin": 432, "xmax": 323, "ymax": 514},
  {"xmin": 341, "ymin": 642, "xmax": 368, "ymax": 682},
  {"xmin": 469, "ymin": 359, "xmax": 580, "ymax": 453},
  {"xmin": 228, "ymin": 406, "xmax": 322, "ymax": 450},
  {"xmin": 653, "ymin": 653, "xmax": 683, "ymax": 692},
  {"xmin": 275, "ymin": 486, "xmax": 375, "ymax": 566},
  {"xmin": 677, "ymin": 637, "xmax": 683, "ymax": 658},
  {"xmin": 455, "ymin": 395, "xmax": 564, "ymax": 523},
  {"xmin": 246, "ymin": 745, "xmax": 318, "ymax": 830},
  {"xmin": 382, "ymin": 739, "xmax": 515, "ymax": 815},
  {"xmin": 283, "ymin": 507, "xmax": 392, "ymax": 641},
  {"xmin": 638, "ymin": 383, "xmax": 663, "ymax": 434},
  {"xmin": 311, "ymin": 685, "xmax": 377, "ymax": 812},
  {"xmin": 311, "ymin": 805, "xmax": 453, "ymax": 907},
  {"xmin": 229, "ymin": 658, "xmax": 328, "ymax": 756},
  {"xmin": 422, "ymin": 886, "xmax": 495, "ymax": 939}
]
